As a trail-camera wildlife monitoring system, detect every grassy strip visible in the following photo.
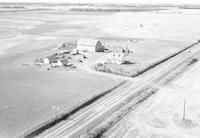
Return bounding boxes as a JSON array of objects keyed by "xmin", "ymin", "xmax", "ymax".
[
  {"xmin": 22, "ymin": 81, "xmax": 126, "ymax": 138},
  {"xmin": 159, "ymin": 58, "xmax": 199, "ymax": 85},
  {"xmin": 86, "ymin": 86, "xmax": 158, "ymax": 138}
]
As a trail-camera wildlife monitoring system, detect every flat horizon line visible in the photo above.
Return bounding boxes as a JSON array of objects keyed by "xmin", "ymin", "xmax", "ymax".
[{"xmin": 0, "ymin": 2, "xmax": 200, "ymax": 6}]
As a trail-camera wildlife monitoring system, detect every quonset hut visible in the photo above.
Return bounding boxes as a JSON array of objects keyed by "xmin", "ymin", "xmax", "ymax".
[{"xmin": 77, "ymin": 38, "xmax": 104, "ymax": 52}]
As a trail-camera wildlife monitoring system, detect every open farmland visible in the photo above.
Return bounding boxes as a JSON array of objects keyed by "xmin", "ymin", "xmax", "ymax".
[
  {"xmin": 0, "ymin": 65, "xmax": 121, "ymax": 138},
  {"xmin": 0, "ymin": 6, "xmax": 121, "ymax": 138},
  {"xmin": 1, "ymin": 3, "xmax": 200, "ymax": 138},
  {"xmin": 98, "ymin": 11, "xmax": 200, "ymax": 42}
]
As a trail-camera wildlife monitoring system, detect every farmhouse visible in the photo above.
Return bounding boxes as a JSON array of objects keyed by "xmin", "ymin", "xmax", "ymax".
[
  {"xmin": 106, "ymin": 52, "xmax": 125, "ymax": 64},
  {"xmin": 77, "ymin": 38, "xmax": 104, "ymax": 52},
  {"xmin": 43, "ymin": 55, "xmax": 57, "ymax": 64}
]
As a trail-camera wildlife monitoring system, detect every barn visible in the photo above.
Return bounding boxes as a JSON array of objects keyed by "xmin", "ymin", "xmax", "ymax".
[
  {"xmin": 77, "ymin": 38, "xmax": 104, "ymax": 52},
  {"xmin": 43, "ymin": 55, "xmax": 57, "ymax": 64}
]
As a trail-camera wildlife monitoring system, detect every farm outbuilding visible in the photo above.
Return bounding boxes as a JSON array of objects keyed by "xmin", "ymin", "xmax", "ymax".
[
  {"xmin": 77, "ymin": 38, "xmax": 104, "ymax": 52},
  {"xmin": 51, "ymin": 59, "xmax": 69, "ymax": 67},
  {"xmin": 57, "ymin": 59, "xmax": 69, "ymax": 67},
  {"xmin": 43, "ymin": 55, "xmax": 57, "ymax": 64}
]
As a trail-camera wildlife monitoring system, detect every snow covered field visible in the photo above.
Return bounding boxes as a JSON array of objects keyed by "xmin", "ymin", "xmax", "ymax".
[{"xmin": 98, "ymin": 11, "xmax": 200, "ymax": 42}]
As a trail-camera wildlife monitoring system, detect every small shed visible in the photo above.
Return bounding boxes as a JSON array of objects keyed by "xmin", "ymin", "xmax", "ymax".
[
  {"xmin": 57, "ymin": 59, "xmax": 69, "ymax": 67},
  {"xmin": 58, "ymin": 50, "xmax": 69, "ymax": 54},
  {"xmin": 77, "ymin": 38, "xmax": 104, "ymax": 52},
  {"xmin": 71, "ymin": 48, "xmax": 79, "ymax": 55},
  {"xmin": 43, "ymin": 55, "xmax": 57, "ymax": 64}
]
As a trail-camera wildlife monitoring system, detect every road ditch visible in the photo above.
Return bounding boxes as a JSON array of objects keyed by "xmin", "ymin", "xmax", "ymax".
[{"xmin": 86, "ymin": 86, "xmax": 158, "ymax": 138}]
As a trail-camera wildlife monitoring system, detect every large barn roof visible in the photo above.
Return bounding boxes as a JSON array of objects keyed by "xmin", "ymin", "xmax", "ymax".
[{"xmin": 77, "ymin": 38, "xmax": 100, "ymax": 47}]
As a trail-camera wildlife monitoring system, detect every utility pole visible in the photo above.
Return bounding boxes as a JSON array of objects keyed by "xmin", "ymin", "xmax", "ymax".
[{"xmin": 183, "ymin": 99, "xmax": 186, "ymax": 121}]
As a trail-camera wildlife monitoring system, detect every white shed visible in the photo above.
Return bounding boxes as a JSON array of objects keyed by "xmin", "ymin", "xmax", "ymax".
[
  {"xmin": 77, "ymin": 38, "xmax": 104, "ymax": 52},
  {"xmin": 43, "ymin": 55, "xmax": 57, "ymax": 64}
]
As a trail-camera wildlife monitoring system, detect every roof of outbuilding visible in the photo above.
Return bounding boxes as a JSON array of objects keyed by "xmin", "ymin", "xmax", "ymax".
[
  {"xmin": 46, "ymin": 55, "xmax": 57, "ymax": 63},
  {"xmin": 77, "ymin": 38, "xmax": 101, "ymax": 47},
  {"xmin": 59, "ymin": 59, "xmax": 68, "ymax": 65}
]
